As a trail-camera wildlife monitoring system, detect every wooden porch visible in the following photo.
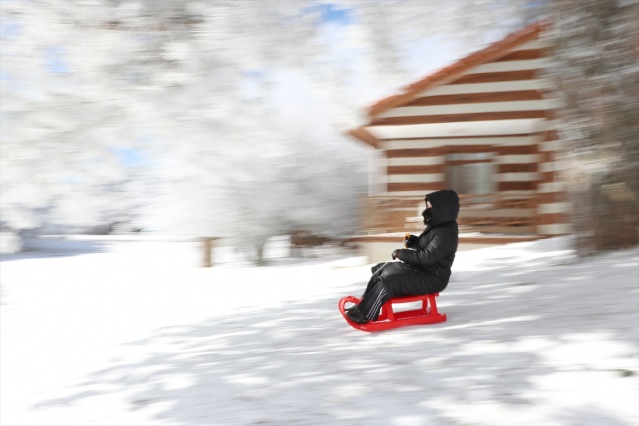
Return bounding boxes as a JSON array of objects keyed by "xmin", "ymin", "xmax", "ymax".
[
  {"xmin": 362, "ymin": 193, "xmax": 538, "ymax": 235},
  {"xmin": 353, "ymin": 193, "xmax": 542, "ymax": 263}
]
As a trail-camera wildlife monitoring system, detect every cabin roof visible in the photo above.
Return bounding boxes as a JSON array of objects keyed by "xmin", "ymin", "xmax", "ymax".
[{"xmin": 349, "ymin": 22, "xmax": 549, "ymax": 148}]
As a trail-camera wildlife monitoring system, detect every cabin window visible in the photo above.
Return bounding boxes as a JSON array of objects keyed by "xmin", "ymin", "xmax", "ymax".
[{"xmin": 446, "ymin": 152, "xmax": 496, "ymax": 195}]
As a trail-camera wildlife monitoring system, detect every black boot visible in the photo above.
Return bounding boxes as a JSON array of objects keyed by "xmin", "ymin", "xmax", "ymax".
[
  {"xmin": 346, "ymin": 307, "xmax": 370, "ymax": 324},
  {"xmin": 345, "ymin": 304, "xmax": 358, "ymax": 313}
]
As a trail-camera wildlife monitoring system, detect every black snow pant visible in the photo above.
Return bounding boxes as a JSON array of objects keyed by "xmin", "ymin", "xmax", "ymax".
[
  {"xmin": 357, "ymin": 261, "xmax": 447, "ymax": 321},
  {"xmin": 357, "ymin": 279, "xmax": 389, "ymax": 321}
]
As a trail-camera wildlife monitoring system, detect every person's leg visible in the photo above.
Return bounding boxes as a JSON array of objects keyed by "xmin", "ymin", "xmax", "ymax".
[
  {"xmin": 361, "ymin": 274, "xmax": 379, "ymax": 297},
  {"xmin": 346, "ymin": 267, "xmax": 384, "ymax": 313},
  {"xmin": 346, "ymin": 281, "xmax": 389, "ymax": 324},
  {"xmin": 357, "ymin": 281, "xmax": 389, "ymax": 321}
]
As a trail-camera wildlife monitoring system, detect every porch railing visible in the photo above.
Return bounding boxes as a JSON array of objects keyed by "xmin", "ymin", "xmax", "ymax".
[{"xmin": 362, "ymin": 193, "xmax": 537, "ymax": 235}]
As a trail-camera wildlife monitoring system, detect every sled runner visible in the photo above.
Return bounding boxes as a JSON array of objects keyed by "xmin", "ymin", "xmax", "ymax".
[{"xmin": 338, "ymin": 293, "xmax": 447, "ymax": 332}]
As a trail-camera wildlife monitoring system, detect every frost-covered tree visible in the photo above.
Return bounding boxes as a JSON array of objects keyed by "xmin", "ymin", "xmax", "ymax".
[
  {"xmin": 1, "ymin": 0, "xmax": 461, "ymax": 256},
  {"xmin": 5, "ymin": 0, "xmax": 635, "ymax": 259},
  {"xmin": 1, "ymin": 0, "xmax": 365, "ymax": 248},
  {"xmin": 542, "ymin": 0, "xmax": 639, "ymax": 254},
  {"xmin": 0, "ymin": 1, "xmax": 159, "ymax": 237}
]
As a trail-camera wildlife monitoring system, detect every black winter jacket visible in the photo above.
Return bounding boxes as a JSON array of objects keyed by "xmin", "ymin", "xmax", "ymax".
[
  {"xmin": 397, "ymin": 189, "xmax": 459, "ymax": 282},
  {"xmin": 378, "ymin": 189, "xmax": 459, "ymax": 295}
]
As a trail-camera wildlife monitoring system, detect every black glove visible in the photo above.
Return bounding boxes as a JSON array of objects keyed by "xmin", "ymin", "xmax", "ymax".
[
  {"xmin": 392, "ymin": 249, "xmax": 401, "ymax": 260},
  {"xmin": 403, "ymin": 234, "xmax": 418, "ymax": 249}
]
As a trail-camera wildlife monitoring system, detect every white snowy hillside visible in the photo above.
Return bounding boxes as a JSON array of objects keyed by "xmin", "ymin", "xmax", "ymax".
[{"xmin": 1, "ymin": 236, "xmax": 637, "ymax": 426}]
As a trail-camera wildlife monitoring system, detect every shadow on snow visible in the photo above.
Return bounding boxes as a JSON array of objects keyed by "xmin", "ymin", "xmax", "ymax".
[{"xmin": 32, "ymin": 247, "xmax": 638, "ymax": 425}]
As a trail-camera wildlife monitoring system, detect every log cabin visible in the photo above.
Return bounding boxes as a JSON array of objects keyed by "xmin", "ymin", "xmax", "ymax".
[{"xmin": 347, "ymin": 22, "xmax": 571, "ymax": 261}]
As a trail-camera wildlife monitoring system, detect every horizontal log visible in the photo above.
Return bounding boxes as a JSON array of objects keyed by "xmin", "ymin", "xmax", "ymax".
[
  {"xmin": 499, "ymin": 163, "xmax": 538, "ymax": 173},
  {"xmin": 405, "ymin": 90, "xmax": 543, "ymax": 107},
  {"xmin": 492, "ymin": 49, "xmax": 543, "ymax": 62},
  {"xmin": 450, "ymin": 70, "xmax": 538, "ymax": 85},
  {"xmin": 496, "ymin": 145, "xmax": 538, "ymax": 155},
  {"xmin": 387, "ymin": 182, "xmax": 443, "ymax": 192},
  {"xmin": 379, "ymin": 134, "xmax": 532, "ymax": 141},
  {"xmin": 386, "ymin": 164, "xmax": 445, "ymax": 174},
  {"xmin": 537, "ymin": 213, "xmax": 568, "ymax": 225},
  {"xmin": 386, "ymin": 148, "xmax": 448, "ymax": 158},
  {"xmin": 499, "ymin": 181, "xmax": 538, "ymax": 191},
  {"xmin": 386, "ymin": 145, "xmax": 498, "ymax": 158},
  {"xmin": 370, "ymin": 111, "xmax": 546, "ymax": 126}
]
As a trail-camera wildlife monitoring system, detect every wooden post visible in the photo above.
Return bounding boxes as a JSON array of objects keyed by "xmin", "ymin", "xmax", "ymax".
[{"xmin": 201, "ymin": 237, "xmax": 217, "ymax": 267}]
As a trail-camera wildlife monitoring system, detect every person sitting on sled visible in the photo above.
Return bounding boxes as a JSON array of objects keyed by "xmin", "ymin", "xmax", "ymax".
[{"xmin": 346, "ymin": 189, "xmax": 460, "ymax": 324}]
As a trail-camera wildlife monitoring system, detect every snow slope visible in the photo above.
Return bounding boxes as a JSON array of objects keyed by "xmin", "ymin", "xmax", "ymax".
[{"xmin": 1, "ymin": 236, "xmax": 637, "ymax": 425}]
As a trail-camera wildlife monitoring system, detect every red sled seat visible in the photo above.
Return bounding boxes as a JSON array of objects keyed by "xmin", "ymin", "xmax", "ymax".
[{"xmin": 339, "ymin": 293, "xmax": 447, "ymax": 332}]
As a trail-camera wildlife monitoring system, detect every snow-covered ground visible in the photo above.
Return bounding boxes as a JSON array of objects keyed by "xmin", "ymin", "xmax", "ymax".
[{"xmin": 1, "ymin": 236, "xmax": 637, "ymax": 426}]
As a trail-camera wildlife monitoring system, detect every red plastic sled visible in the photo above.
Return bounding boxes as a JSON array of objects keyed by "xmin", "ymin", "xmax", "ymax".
[{"xmin": 339, "ymin": 293, "xmax": 447, "ymax": 332}]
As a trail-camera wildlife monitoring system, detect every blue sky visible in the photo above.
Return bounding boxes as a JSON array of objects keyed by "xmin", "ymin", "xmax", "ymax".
[
  {"xmin": 313, "ymin": 2, "xmax": 353, "ymax": 25},
  {"xmin": 266, "ymin": 3, "xmax": 461, "ymax": 132}
]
